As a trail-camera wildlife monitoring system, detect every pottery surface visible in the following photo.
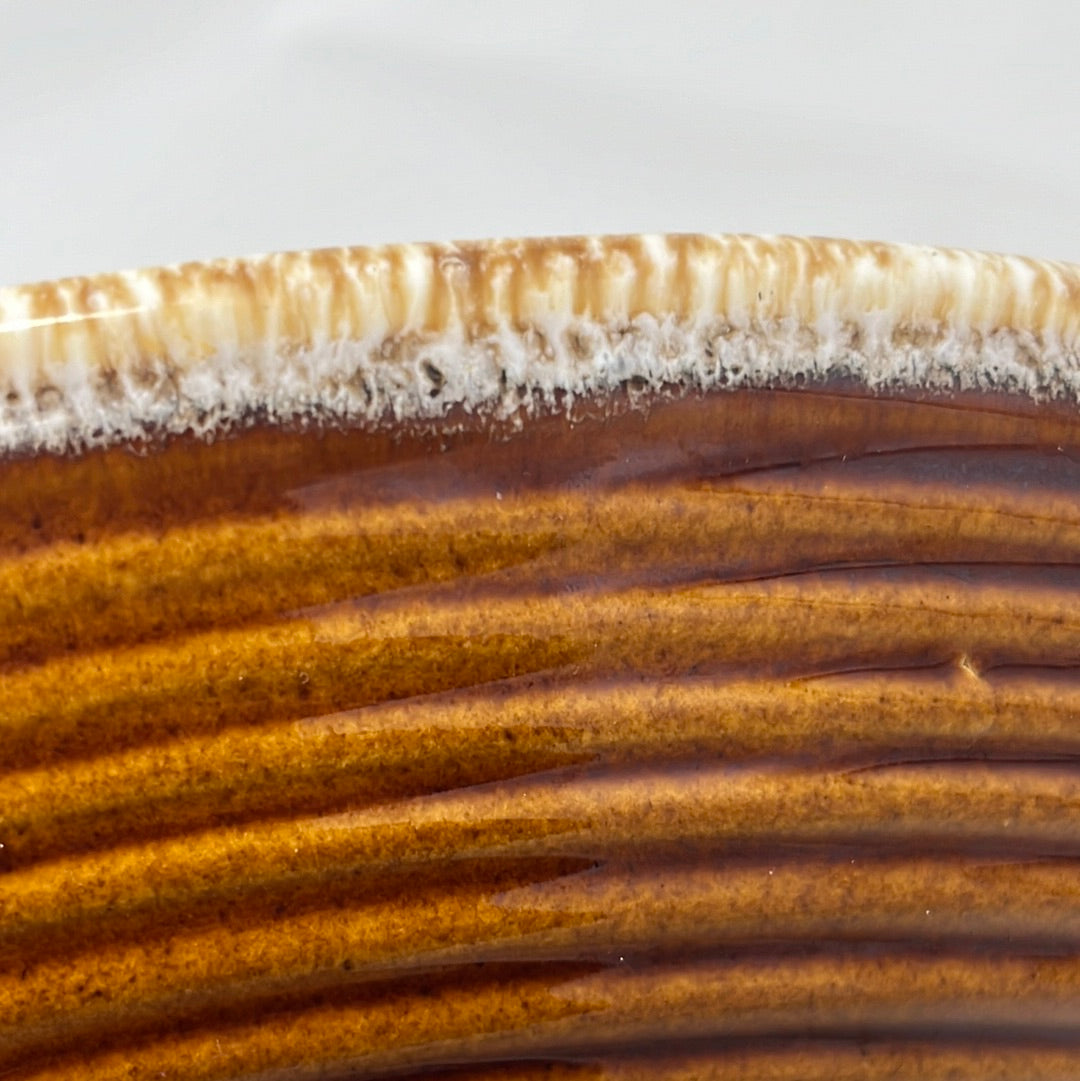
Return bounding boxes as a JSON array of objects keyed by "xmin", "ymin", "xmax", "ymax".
[{"xmin": 2, "ymin": 234, "xmax": 1080, "ymax": 1079}]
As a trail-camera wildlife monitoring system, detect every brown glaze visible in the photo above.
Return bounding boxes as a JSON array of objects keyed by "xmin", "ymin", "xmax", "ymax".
[
  {"xmin": 4, "ymin": 386, "xmax": 1080, "ymax": 1078},
  {"xmin": 340, "ymin": 1047, "xmax": 1080, "ymax": 1081}
]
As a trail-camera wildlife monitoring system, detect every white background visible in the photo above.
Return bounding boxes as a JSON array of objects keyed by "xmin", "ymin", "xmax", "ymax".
[{"xmin": 2, "ymin": 0, "xmax": 1079, "ymax": 287}]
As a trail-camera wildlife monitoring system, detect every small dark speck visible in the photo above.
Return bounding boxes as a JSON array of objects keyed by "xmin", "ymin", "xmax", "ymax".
[
  {"xmin": 30, "ymin": 514, "xmax": 42, "ymax": 531},
  {"xmin": 422, "ymin": 360, "xmax": 446, "ymax": 396}
]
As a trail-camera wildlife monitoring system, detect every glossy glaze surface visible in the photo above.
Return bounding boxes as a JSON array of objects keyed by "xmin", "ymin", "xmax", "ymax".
[
  {"xmin": 5, "ymin": 234, "xmax": 1080, "ymax": 1078},
  {"xmin": 2, "ymin": 382, "xmax": 1080, "ymax": 1078}
]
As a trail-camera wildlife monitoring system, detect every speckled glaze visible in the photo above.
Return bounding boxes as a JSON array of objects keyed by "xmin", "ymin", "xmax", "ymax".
[{"xmin": 4, "ymin": 236, "xmax": 1080, "ymax": 1079}]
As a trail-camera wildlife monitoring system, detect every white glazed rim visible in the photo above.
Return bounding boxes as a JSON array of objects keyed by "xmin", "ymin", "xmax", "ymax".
[{"xmin": 1, "ymin": 233, "xmax": 1079, "ymax": 456}]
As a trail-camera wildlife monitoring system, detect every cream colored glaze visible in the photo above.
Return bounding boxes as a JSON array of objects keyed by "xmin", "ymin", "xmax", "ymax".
[{"xmin": 2, "ymin": 234, "xmax": 1080, "ymax": 454}]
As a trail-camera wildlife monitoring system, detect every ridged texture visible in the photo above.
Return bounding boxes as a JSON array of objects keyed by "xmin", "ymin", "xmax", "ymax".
[
  {"xmin": 2, "ymin": 233, "xmax": 1080, "ymax": 454},
  {"xmin": 4, "ymin": 237, "xmax": 1080, "ymax": 1078}
]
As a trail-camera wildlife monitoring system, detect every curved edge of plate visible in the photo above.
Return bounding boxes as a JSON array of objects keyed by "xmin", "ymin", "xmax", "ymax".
[{"xmin": 2, "ymin": 233, "xmax": 1079, "ymax": 455}]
